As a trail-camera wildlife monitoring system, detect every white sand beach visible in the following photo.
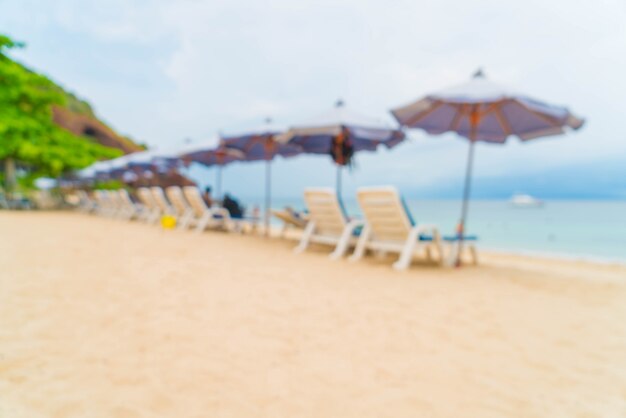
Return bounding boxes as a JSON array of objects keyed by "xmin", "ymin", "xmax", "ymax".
[{"xmin": 1, "ymin": 211, "xmax": 626, "ymax": 417}]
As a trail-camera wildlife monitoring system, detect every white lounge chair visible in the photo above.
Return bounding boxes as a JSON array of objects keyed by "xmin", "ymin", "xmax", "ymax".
[
  {"xmin": 182, "ymin": 186, "xmax": 230, "ymax": 232},
  {"xmin": 93, "ymin": 190, "xmax": 115, "ymax": 217},
  {"xmin": 108, "ymin": 190, "xmax": 124, "ymax": 218},
  {"xmin": 350, "ymin": 187, "xmax": 476, "ymax": 269},
  {"xmin": 349, "ymin": 187, "xmax": 442, "ymax": 269},
  {"xmin": 150, "ymin": 187, "xmax": 175, "ymax": 217},
  {"xmin": 271, "ymin": 208, "xmax": 308, "ymax": 238},
  {"xmin": 165, "ymin": 186, "xmax": 195, "ymax": 229},
  {"xmin": 136, "ymin": 187, "xmax": 161, "ymax": 223},
  {"xmin": 116, "ymin": 189, "xmax": 142, "ymax": 220},
  {"xmin": 76, "ymin": 190, "xmax": 97, "ymax": 213},
  {"xmin": 294, "ymin": 188, "xmax": 363, "ymax": 259}
]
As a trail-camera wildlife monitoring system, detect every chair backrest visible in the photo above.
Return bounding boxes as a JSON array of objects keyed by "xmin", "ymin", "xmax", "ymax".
[
  {"xmin": 118, "ymin": 189, "xmax": 134, "ymax": 207},
  {"xmin": 137, "ymin": 187, "xmax": 157, "ymax": 210},
  {"xmin": 77, "ymin": 190, "xmax": 91, "ymax": 206},
  {"xmin": 182, "ymin": 186, "xmax": 210, "ymax": 217},
  {"xmin": 356, "ymin": 187, "xmax": 413, "ymax": 242},
  {"xmin": 94, "ymin": 190, "xmax": 107, "ymax": 208},
  {"xmin": 303, "ymin": 188, "xmax": 347, "ymax": 237},
  {"xmin": 166, "ymin": 186, "xmax": 190, "ymax": 216},
  {"xmin": 150, "ymin": 187, "xmax": 172, "ymax": 213},
  {"xmin": 108, "ymin": 190, "xmax": 123, "ymax": 210}
]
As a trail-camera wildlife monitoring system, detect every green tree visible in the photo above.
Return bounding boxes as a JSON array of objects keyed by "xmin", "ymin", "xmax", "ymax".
[{"xmin": 0, "ymin": 34, "xmax": 121, "ymax": 194}]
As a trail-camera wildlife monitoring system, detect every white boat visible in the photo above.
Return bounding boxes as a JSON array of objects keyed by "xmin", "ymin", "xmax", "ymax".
[{"xmin": 509, "ymin": 193, "xmax": 544, "ymax": 208}]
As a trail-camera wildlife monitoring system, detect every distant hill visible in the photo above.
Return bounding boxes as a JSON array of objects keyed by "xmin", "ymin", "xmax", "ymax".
[{"xmin": 50, "ymin": 86, "xmax": 144, "ymax": 155}]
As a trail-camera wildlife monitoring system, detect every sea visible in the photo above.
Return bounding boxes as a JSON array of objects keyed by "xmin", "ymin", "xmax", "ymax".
[{"xmin": 241, "ymin": 197, "xmax": 626, "ymax": 264}]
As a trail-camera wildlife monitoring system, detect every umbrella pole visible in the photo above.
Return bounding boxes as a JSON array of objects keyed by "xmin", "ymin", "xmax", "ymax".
[
  {"xmin": 457, "ymin": 139, "xmax": 476, "ymax": 266},
  {"xmin": 336, "ymin": 165, "xmax": 342, "ymax": 197},
  {"xmin": 216, "ymin": 165, "xmax": 222, "ymax": 200},
  {"xmin": 265, "ymin": 160, "xmax": 271, "ymax": 237}
]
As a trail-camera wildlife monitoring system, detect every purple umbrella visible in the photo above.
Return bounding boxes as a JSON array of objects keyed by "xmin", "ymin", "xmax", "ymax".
[
  {"xmin": 178, "ymin": 137, "xmax": 245, "ymax": 199},
  {"xmin": 392, "ymin": 70, "xmax": 585, "ymax": 265},
  {"xmin": 278, "ymin": 100, "xmax": 405, "ymax": 196},
  {"xmin": 221, "ymin": 119, "xmax": 302, "ymax": 235}
]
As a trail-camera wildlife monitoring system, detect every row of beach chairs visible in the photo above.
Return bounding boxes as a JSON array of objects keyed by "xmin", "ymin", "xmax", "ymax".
[
  {"xmin": 76, "ymin": 186, "xmax": 253, "ymax": 233},
  {"xmin": 76, "ymin": 185, "xmax": 477, "ymax": 269},
  {"xmin": 294, "ymin": 187, "xmax": 478, "ymax": 269}
]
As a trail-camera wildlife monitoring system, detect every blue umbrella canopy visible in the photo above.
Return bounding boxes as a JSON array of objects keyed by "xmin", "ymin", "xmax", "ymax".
[
  {"xmin": 392, "ymin": 70, "xmax": 584, "ymax": 143},
  {"xmin": 80, "ymin": 149, "xmax": 181, "ymax": 183},
  {"xmin": 178, "ymin": 136, "xmax": 245, "ymax": 166},
  {"xmin": 124, "ymin": 149, "xmax": 180, "ymax": 173},
  {"xmin": 279, "ymin": 101, "xmax": 406, "ymax": 195},
  {"xmin": 177, "ymin": 137, "xmax": 246, "ymax": 199},
  {"xmin": 221, "ymin": 119, "xmax": 301, "ymax": 161},
  {"xmin": 391, "ymin": 70, "xmax": 585, "ymax": 265},
  {"xmin": 279, "ymin": 100, "xmax": 405, "ymax": 156}
]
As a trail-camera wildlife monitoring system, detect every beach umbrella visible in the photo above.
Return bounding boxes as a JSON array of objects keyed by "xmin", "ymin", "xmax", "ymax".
[
  {"xmin": 108, "ymin": 149, "xmax": 181, "ymax": 179},
  {"xmin": 221, "ymin": 118, "xmax": 302, "ymax": 235},
  {"xmin": 91, "ymin": 160, "xmax": 116, "ymax": 181},
  {"xmin": 178, "ymin": 137, "xmax": 245, "ymax": 198},
  {"xmin": 125, "ymin": 149, "xmax": 180, "ymax": 173},
  {"xmin": 391, "ymin": 70, "xmax": 585, "ymax": 265},
  {"xmin": 279, "ymin": 100, "xmax": 405, "ymax": 196},
  {"xmin": 79, "ymin": 149, "xmax": 180, "ymax": 184},
  {"xmin": 76, "ymin": 164, "xmax": 98, "ymax": 181}
]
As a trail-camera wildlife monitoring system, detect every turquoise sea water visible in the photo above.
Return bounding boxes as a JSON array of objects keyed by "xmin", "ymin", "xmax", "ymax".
[{"xmin": 241, "ymin": 197, "xmax": 626, "ymax": 263}]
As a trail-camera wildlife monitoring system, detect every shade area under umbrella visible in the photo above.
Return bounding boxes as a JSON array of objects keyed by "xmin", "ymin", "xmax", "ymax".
[
  {"xmin": 391, "ymin": 70, "xmax": 585, "ymax": 265},
  {"xmin": 221, "ymin": 119, "xmax": 302, "ymax": 235},
  {"xmin": 278, "ymin": 100, "xmax": 405, "ymax": 196}
]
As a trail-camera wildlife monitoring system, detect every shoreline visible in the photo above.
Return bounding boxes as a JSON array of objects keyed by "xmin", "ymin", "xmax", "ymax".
[
  {"xmin": 270, "ymin": 221, "xmax": 626, "ymax": 269},
  {"xmin": 479, "ymin": 246, "xmax": 626, "ymax": 267}
]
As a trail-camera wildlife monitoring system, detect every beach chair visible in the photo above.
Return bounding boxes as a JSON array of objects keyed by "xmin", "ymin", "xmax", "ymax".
[
  {"xmin": 111, "ymin": 190, "xmax": 133, "ymax": 219},
  {"xmin": 350, "ymin": 187, "xmax": 477, "ymax": 269},
  {"xmin": 0, "ymin": 192, "xmax": 8, "ymax": 210},
  {"xmin": 76, "ymin": 190, "xmax": 96, "ymax": 213},
  {"xmin": 182, "ymin": 186, "xmax": 230, "ymax": 232},
  {"xmin": 271, "ymin": 208, "xmax": 308, "ymax": 238},
  {"xmin": 105, "ymin": 191, "xmax": 121, "ymax": 217},
  {"xmin": 92, "ymin": 191, "xmax": 104, "ymax": 215},
  {"xmin": 136, "ymin": 187, "xmax": 161, "ymax": 223},
  {"xmin": 150, "ymin": 187, "xmax": 176, "ymax": 220},
  {"xmin": 165, "ymin": 186, "xmax": 195, "ymax": 229},
  {"xmin": 93, "ymin": 190, "xmax": 114, "ymax": 217},
  {"xmin": 31, "ymin": 190, "xmax": 61, "ymax": 210},
  {"xmin": 294, "ymin": 188, "xmax": 363, "ymax": 259},
  {"xmin": 117, "ymin": 189, "xmax": 143, "ymax": 220}
]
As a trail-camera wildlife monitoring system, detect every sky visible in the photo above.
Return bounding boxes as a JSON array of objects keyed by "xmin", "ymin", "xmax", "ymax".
[{"xmin": 1, "ymin": 0, "xmax": 625, "ymax": 199}]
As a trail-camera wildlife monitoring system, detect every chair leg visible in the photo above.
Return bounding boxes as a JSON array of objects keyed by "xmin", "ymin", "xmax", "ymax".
[
  {"xmin": 348, "ymin": 225, "xmax": 371, "ymax": 262},
  {"xmin": 469, "ymin": 244, "xmax": 479, "ymax": 265},
  {"xmin": 150, "ymin": 209, "xmax": 161, "ymax": 225},
  {"xmin": 186, "ymin": 210, "xmax": 195, "ymax": 229},
  {"xmin": 443, "ymin": 243, "xmax": 458, "ymax": 267},
  {"xmin": 177, "ymin": 210, "xmax": 191, "ymax": 230},
  {"xmin": 195, "ymin": 212, "xmax": 211, "ymax": 233},
  {"xmin": 294, "ymin": 221, "xmax": 316, "ymax": 254},
  {"xmin": 392, "ymin": 227, "xmax": 421, "ymax": 271},
  {"xmin": 329, "ymin": 221, "xmax": 361, "ymax": 260}
]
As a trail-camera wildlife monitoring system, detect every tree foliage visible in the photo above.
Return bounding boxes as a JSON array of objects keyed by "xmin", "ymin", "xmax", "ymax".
[{"xmin": 0, "ymin": 34, "xmax": 121, "ymax": 178}]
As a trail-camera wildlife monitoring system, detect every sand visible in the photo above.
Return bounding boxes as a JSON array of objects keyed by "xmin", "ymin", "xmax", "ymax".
[{"xmin": 1, "ymin": 211, "xmax": 625, "ymax": 417}]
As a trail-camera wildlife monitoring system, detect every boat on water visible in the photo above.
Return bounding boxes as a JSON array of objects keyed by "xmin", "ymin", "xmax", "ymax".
[{"xmin": 509, "ymin": 193, "xmax": 544, "ymax": 208}]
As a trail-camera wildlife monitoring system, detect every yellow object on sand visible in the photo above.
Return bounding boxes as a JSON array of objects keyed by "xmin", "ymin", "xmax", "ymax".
[{"xmin": 161, "ymin": 215, "xmax": 176, "ymax": 229}]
